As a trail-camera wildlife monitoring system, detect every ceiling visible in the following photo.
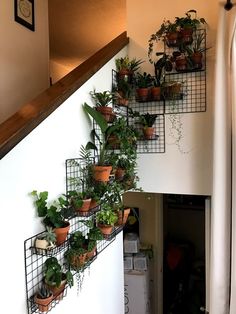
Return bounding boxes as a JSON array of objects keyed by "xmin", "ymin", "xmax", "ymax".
[{"xmin": 48, "ymin": 0, "xmax": 126, "ymax": 69}]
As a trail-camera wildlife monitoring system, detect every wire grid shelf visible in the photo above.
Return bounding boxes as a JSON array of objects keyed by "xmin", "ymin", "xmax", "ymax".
[
  {"xmin": 164, "ymin": 29, "xmax": 206, "ymax": 114},
  {"xmin": 24, "ymin": 234, "xmax": 70, "ymax": 314},
  {"xmin": 128, "ymin": 112, "xmax": 165, "ymax": 154},
  {"xmin": 164, "ymin": 70, "xmax": 206, "ymax": 114}
]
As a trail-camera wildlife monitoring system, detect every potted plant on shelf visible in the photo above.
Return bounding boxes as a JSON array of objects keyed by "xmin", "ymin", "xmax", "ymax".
[
  {"xmin": 83, "ymin": 103, "xmax": 120, "ymax": 182},
  {"xmin": 66, "ymin": 231, "xmax": 88, "ymax": 270},
  {"xmin": 31, "ymin": 190, "xmax": 72, "ymax": 245},
  {"xmin": 115, "ymin": 56, "xmax": 144, "ymax": 82},
  {"xmin": 175, "ymin": 10, "xmax": 206, "ymax": 45},
  {"xmin": 90, "ymin": 89, "xmax": 116, "ymax": 122},
  {"xmin": 68, "ymin": 189, "xmax": 93, "ymax": 215},
  {"xmin": 43, "ymin": 257, "xmax": 73, "ymax": 300},
  {"xmin": 34, "ymin": 226, "xmax": 56, "ymax": 253},
  {"xmin": 138, "ymin": 112, "xmax": 158, "ymax": 140},
  {"xmin": 115, "ymin": 78, "xmax": 132, "ymax": 106},
  {"xmin": 96, "ymin": 204, "xmax": 118, "ymax": 236},
  {"xmin": 135, "ymin": 72, "xmax": 153, "ymax": 101},
  {"xmin": 34, "ymin": 283, "xmax": 53, "ymax": 312},
  {"xmin": 161, "ymin": 81, "xmax": 183, "ymax": 100},
  {"xmin": 152, "ymin": 52, "xmax": 173, "ymax": 100},
  {"xmin": 81, "ymin": 220, "xmax": 104, "ymax": 259},
  {"xmin": 148, "ymin": 19, "xmax": 179, "ymax": 63},
  {"xmin": 184, "ymin": 31, "xmax": 209, "ymax": 70}
]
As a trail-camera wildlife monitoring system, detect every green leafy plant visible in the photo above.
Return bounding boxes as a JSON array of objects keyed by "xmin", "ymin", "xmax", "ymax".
[
  {"xmin": 115, "ymin": 78, "xmax": 132, "ymax": 100},
  {"xmin": 184, "ymin": 32, "xmax": 210, "ymax": 55},
  {"xmin": 90, "ymin": 90, "xmax": 115, "ymax": 107},
  {"xmin": 135, "ymin": 72, "xmax": 153, "ymax": 88},
  {"xmin": 31, "ymin": 191, "xmax": 72, "ymax": 228},
  {"xmin": 96, "ymin": 205, "xmax": 118, "ymax": 226},
  {"xmin": 36, "ymin": 226, "xmax": 56, "ymax": 245},
  {"xmin": 175, "ymin": 10, "xmax": 206, "ymax": 30},
  {"xmin": 139, "ymin": 113, "xmax": 158, "ymax": 128},
  {"xmin": 115, "ymin": 56, "xmax": 144, "ymax": 73},
  {"xmin": 83, "ymin": 103, "xmax": 120, "ymax": 166},
  {"xmin": 154, "ymin": 53, "xmax": 173, "ymax": 85},
  {"xmin": 148, "ymin": 20, "xmax": 179, "ymax": 62},
  {"xmin": 43, "ymin": 257, "xmax": 73, "ymax": 288}
]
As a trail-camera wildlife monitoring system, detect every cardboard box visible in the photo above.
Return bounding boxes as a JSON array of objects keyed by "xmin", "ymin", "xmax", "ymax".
[
  {"xmin": 124, "ymin": 233, "xmax": 140, "ymax": 253},
  {"xmin": 133, "ymin": 253, "xmax": 148, "ymax": 271},
  {"xmin": 124, "ymin": 270, "xmax": 151, "ymax": 314},
  {"xmin": 124, "ymin": 254, "xmax": 133, "ymax": 271}
]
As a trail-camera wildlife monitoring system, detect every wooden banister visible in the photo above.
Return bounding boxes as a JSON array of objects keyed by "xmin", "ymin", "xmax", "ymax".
[{"xmin": 0, "ymin": 31, "xmax": 129, "ymax": 159}]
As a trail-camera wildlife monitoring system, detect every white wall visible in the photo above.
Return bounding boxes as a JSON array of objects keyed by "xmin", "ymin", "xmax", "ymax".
[
  {"xmin": 127, "ymin": 0, "xmax": 219, "ymax": 195},
  {"xmin": 0, "ymin": 48, "xmax": 127, "ymax": 314},
  {"xmin": 0, "ymin": 0, "xmax": 49, "ymax": 123}
]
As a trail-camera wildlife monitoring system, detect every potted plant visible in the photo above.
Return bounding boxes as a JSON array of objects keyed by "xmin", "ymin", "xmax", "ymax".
[
  {"xmin": 34, "ymin": 226, "xmax": 56, "ymax": 253},
  {"xmin": 66, "ymin": 231, "xmax": 88, "ymax": 270},
  {"xmin": 148, "ymin": 19, "xmax": 179, "ymax": 63},
  {"xmin": 34, "ymin": 283, "xmax": 53, "ymax": 312},
  {"xmin": 68, "ymin": 189, "xmax": 92, "ymax": 215},
  {"xmin": 135, "ymin": 72, "xmax": 153, "ymax": 101},
  {"xmin": 115, "ymin": 78, "xmax": 132, "ymax": 106},
  {"xmin": 90, "ymin": 89, "xmax": 115, "ymax": 122},
  {"xmin": 184, "ymin": 31, "xmax": 209, "ymax": 70},
  {"xmin": 81, "ymin": 220, "xmax": 104, "ymax": 259},
  {"xmin": 115, "ymin": 56, "xmax": 144, "ymax": 82},
  {"xmin": 175, "ymin": 10, "xmax": 206, "ymax": 45},
  {"xmin": 31, "ymin": 190, "xmax": 72, "ymax": 245},
  {"xmin": 138, "ymin": 112, "xmax": 158, "ymax": 140},
  {"xmin": 83, "ymin": 103, "xmax": 120, "ymax": 182},
  {"xmin": 96, "ymin": 204, "xmax": 118, "ymax": 236},
  {"xmin": 151, "ymin": 52, "xmax": 173, "ymax": 100},
  {"xmin": 43, "ymin": 257, "xmax": 73, "ymax": 300}
]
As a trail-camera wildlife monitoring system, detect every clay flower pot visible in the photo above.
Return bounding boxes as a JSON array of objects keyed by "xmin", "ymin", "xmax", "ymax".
[
  {"xmin": 191, "ymin": 52, "xmax": 203, "ymax": 69},
  {"xmin": 54, "ymin": 222, "xmax": 70, "ymax": 245},
  {"xmin": 166, "ymin": 31, "xmax": 179, "ymax": 47},
  {"xmin": 98, "ymin": 223, "xmax": 113, "ymax": 236},
  {"xmin": 143, "ymin": 127, "xmax": 155, "ymax": 140},
  {"xmin": 180, "ymin": 28, "xmax": 193, "ymax": 45},
  {"xmin": 93, "ymin": 165, "xmax": 112, "ymax": 182},
  {"xmin": 117, "ymin": 208, "xmax": 131, "ymax": 225},
  {"xmin": 115, "ymin": 168, "xmax": 126, "ymax": 180},
  {"xmin": 34, "ymin": 293, "xmax": 53, "ymax": 312},
  {"xmin": 151, "ymin": 86, "xmax": 161, "ymax": 101},
  {"xmin": 47, "ymin": 280, "xmax": 66, "ymax": 301},
  {"xmin": 76, "ymin": 198, "xmax": 91, "ymax": 215},
  {"xmin": 136, "ymin": 87, "xmax": 149, "ymax": 102},
  {"xmin": 96, "ymin": 106, "xmax": 114, "ymax": 122}
]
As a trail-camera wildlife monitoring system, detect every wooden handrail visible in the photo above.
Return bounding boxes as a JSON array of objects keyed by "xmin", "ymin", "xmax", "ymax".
[{"xmin": 0, "ymin": 31, "xmax": 129, "ymax": 159}]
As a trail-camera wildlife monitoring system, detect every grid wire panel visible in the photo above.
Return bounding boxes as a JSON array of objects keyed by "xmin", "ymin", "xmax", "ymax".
[
  {"xmin": 24, "ymin": 235, "xmax": 70, "ymax": 314},
  {"xmin": 128, "ymin": 111, "xmax": 165, "ymax": 154},
  {"xmin": 164, "ymin": 29, "xmax": 206, "ymax": 114},
  {"xmin": 164, "ymin": 70, "xmax": 206, "ymax": 114}
]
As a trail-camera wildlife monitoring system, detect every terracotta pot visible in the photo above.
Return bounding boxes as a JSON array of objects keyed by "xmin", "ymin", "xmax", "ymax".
[
  {"xmin": 180, "ymin": 28, "xmax": 193, "ymax": 45},
  {"xmin": 117, "ymin": 97, "xmax": 129, "ymax": 107},
  {"xmin": 143, "ymin": 127, "xmax": 155, "ymax": 140},
  {"xmin": 115, "ymin": 168, "xmax": 125, "ymax": 180},
  {"xmin": 69, "ymin": 253, "xmax": 87, "ymax": 269},
  {"xmin": 75, "ymin": 198, "xmax": 91, "ymax": 214},
  {"xmin": 136, "ymin": 88, "xmax": 149, "ymax": 101},
  {"xmin": 166, "ymin": 32, "xmax": 179, "ymax": 47},
  {"xmin": 175, "ymin": 57, "xmax": 187, "ymax": 72},
  {"xmin": 117, "ymin": 208, "xmax": 131, "ymax": 225},
  {"xmin": 96, "ymin": 106, "xmax": 113, "ymax": 122},
  {"xmin": 54, "ymin": 222, "xmax": 70, "ymax": 246},
  {"xmin": 98, "ymin": 223, "xmax": 113, "ymax": 235},
  {"xmin": 47, "ymin": 279, "xmax": 66, "ymax": 301},
  {"xmin": 191, "ymin": 52, "xmax": 203, "ymax": 69},
  {"xmin": 151, "ymin": 86, "xmax": 161, "ymax": 101},
  {"xmin": 89, "ymin": 199, "xmax": 99, "ymax": 209},
  {"xmin": 34, "ymin": 293, "xmax": 53, "ymax": 312},
  {"xmin": 93, "ymin": 165, "xmax": 112, "ymax": 182},
  {"xmin": 118, "ymin": 69, "xmax": 133, "ymax": 83},
  {"xmin": 87, "ymin": 246, "xmax": 97, "ymax": 260}
]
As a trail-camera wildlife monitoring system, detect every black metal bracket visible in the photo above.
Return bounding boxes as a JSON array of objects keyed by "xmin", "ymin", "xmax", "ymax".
[{"xmin": 225, "ymin": 0, "xmax": 234, "ymax": 10}]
